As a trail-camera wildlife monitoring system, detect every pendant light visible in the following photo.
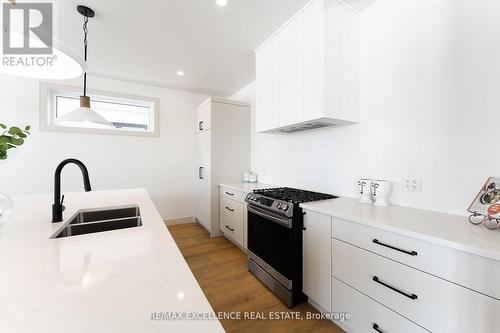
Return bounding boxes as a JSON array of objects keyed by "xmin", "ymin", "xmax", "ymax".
[
  {"xmin": 0, "ymin": 2, "xmax": 86, "ymax": 80},
  {"xmin": 57, "ymin": 6, "xmax": 112, "ymax": 128}
]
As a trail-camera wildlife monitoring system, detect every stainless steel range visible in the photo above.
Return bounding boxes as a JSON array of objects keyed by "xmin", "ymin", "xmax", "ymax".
[{"xmin": 245, "ymin": 187, "xmax": 337, "ymax": 307}]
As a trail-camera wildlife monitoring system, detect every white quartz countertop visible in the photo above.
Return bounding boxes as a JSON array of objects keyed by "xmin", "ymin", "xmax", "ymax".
[
  {"xmin": 300, "ymin": 197, "xmax": 500, "ymax": 262},
  {"xmin": 0, "ymin": 189, "xmax": 224, "ymax": 333},
  {"xmin": 219, "ymin": 182, "xmax": 277, "ymax": 193}
]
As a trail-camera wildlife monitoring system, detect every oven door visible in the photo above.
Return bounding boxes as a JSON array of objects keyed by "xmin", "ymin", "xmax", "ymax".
[{"xmin": 247, "ymin": 204, "xmax": 293, "ymax": 288}]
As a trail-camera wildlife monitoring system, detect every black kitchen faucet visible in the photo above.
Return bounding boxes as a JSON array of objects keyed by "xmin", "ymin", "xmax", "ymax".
[{"xmin": 52, "ymin": 159, "xmax": 91, "ymax": 223}]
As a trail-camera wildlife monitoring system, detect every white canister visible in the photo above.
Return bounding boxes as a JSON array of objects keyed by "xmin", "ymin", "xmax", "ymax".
[
  {"xmin": 243, "ymin": 172, "xmax": 251, "ymax": 183},
  {"xmin": 249, "ymin": 172, "xmax": 258, "ymax": 183},
  {"xmin": 372, "ymin": 180, "xmax": 392, "ymax": 206},
  {"xmin": 357, "ymin": 179, "xmax": 373, "ymax": 204}
]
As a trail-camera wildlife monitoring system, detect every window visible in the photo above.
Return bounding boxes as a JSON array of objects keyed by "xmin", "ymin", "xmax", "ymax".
[{"xmin": 40, "ymin": 82, "xmax": 160, "ymax": 136}]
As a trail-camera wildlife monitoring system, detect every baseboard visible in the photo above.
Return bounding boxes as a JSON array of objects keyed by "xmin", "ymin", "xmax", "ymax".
[
  {"xmin": 308, "ymin": 298, "xmax": 329, "ymax": 314},
  {"xmin": 164, "ymin": 216, "xmax": 195, "ymax": 226}
]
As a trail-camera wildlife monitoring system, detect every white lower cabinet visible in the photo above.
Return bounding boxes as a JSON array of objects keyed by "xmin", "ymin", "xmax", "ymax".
[
  {"xmin": 332, "ymin": 238, "xmax": 500, "ymax": 333},
  {"xmin": 300, "ymin": 209, "xmax": 500, "ymax": 332},
  {"xmin": 332, "ymin": 278, "xmax": 428, "ymax": 333},
  {"xmin": 219, "ymin": 214, "xmax": 244, "ymax": 246},
  {"xmin": 303, "ymin": 209, "xmax": 332, "ymax": 312},
  {"xmin": 219, "ymin": 186, "xmax": 249, "ymax": 250}
]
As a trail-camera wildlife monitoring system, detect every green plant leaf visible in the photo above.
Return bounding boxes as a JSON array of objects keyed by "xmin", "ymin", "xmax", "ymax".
[
  {"xmin": 10, "ymin": 138, "xmax": 24, "ymax": 146},
  {"xmin": 17, "ymin": 133, "xmax": 27, "ymax": 138},
  {"xmin": 8, "ymin": 127, "xmax": 22, "ymax": 135},
  {"xmin": 25, "ymin": 125, "xmax": 31, "ymax": 131},
  {"xmin": 0, "ymin": 136, "xmax": 9, "ymax": 144},
  {"xmin": 0, "ymin": 124, "xmax": 6, "ymax": 129},
  {"xmin": 0, "ymin": 150, "xmax": 6, "ymax": 159}
]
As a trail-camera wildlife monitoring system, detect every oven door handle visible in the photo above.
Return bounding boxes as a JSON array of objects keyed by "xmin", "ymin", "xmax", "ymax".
[{"xmin": 247, "ymin": 205, "xmax": 291, "ymax": 228}]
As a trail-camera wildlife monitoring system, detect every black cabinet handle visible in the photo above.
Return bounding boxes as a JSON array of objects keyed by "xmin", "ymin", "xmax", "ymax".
[
  {"xmin": 373, "ymin": 239, "xmax": 417, "ymax": 256},
  {"xmin": 225, "ymin": 207, "xmax": 234, "ymax": 212},
  {"xmin": 199, "ymin": 121, "xmax": 204, "ymax": 131},
  {"xmin": 372, "ymin": 276, "xmax": 418, "ymax": 300},
  {"xmin": 226, "ymin": 225, "xmax": 234, "ymax": 232},
  {"xmin": 225, "ymin": 192, "xmax": 234, "ymax": 196},
  {"xmin": 199, "ymin": 167, "xmax": 204, "ymax": 180},
  {"xmin": 372, "ymin": 323, "xmax": 384, "ymax": 333}
]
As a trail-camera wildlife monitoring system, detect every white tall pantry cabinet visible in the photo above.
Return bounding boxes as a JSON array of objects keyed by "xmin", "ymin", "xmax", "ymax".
[{"xmin": 194, "ymin": 97, "xmax": 250, "ymax": 237}]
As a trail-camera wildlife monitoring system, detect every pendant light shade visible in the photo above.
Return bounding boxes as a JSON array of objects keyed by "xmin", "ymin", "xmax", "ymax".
[
  {"xmin": 56, "ymin": 5, "xmax": 112, "ymax": 128},
  {"xmin": 0, "ymin": 1, "xmax": 85, "ymax": 80},
  {"xmin": 0, "ymin": 35, "xmax": 86, "ymax": 80},
  {"xmin": 57, "ymin": 96, "xmax": 112, "ymax": 128}
]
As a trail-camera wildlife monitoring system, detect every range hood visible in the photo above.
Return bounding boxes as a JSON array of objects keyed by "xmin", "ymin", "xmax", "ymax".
[
  {"xmin": 265, "ymin": 117, "xmax": 355, "ymax": 134},
  {"xmin": 255, "ymin": 0, "xmax": 360, "ymax": 134}
]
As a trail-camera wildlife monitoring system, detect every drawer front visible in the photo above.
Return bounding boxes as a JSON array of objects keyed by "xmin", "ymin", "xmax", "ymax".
[
  {"xmin": 332, "ymin": 238, "xmax": 500, "ymax": 333},
  {"xmin": 220, "ymin": 214, "xmax": 243, "ymax": 246},
  {"xmin": 332, "ymin": 278, "xmax": 428, "ymax": 333},
  {"xmin": 332, "ymin": 217, "xmax": 500, "ymax": 300},
  {"xmin": 220, "ymin": 186, "xmax": 247, "ymax": 203},
  {"xmin": 220, "ymin": 196, "xmax": 244, "ymax": 223}
]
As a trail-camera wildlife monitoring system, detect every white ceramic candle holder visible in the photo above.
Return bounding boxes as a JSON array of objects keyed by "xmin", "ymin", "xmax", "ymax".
[
  {"xmin": 357, "ymin": 179, "xmax": 373, "ymax": 204},
  {"xmin": 372, "ymin": 180, "xmax": 392, "ymax": 206}
]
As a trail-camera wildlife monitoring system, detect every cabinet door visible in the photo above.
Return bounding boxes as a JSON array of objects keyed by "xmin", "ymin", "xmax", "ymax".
[
  {"xmin": 303, "ymin": 209, "xmax": 332, "ymax": 312},
  {"xmin": 196, "ymin": 102, "xmax": 211, "ymax": 134},
  {"xmin": 195, "ymin": 130, "xmax": 211, "ymax": 232}
]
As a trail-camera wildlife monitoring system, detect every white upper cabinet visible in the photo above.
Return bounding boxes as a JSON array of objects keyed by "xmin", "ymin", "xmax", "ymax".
[{"xmin": 255, "ymin": 0, "xmax": 360, "ymax": 134}]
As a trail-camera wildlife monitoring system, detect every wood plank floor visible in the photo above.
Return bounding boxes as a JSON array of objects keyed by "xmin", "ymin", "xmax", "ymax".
[{"xmin": 167, "ymin": 222, "xmax": 345, "ymax": 333}]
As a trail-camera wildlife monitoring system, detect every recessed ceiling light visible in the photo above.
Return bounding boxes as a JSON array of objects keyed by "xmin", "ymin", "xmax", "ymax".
[
  {"xmin": 216, "ymin": 0, "xmax": 228, "ymax": 7},
  {"xmin": 177, "ymin": 71, "xmax": 185, "ymax": 77}
]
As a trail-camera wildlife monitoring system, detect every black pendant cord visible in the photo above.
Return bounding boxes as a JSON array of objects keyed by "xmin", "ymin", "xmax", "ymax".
[{"xmin": 83, "ymin": 16, "xmax": 88, "ymax": 97}]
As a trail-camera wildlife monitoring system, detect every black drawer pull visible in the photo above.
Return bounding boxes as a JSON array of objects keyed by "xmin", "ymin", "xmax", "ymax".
[
  {"xmin": 372, "ymin": 323, "xmax": 384, "ymax": 333},
  {"xmin": 225, "ymin": 192, "xmax": 234, "ymax": 196},
  {"xmin": 372, "ymin": 276, "xmax": 418, "ymax": 300},
  {"xmin": 225, "ymin": 207, "xmax": 234, "ymax": 212},
  {"xmin": 225, "ymin": 225, "xmax": 234, "ymax": 232},
  {"xmin": 199, "ymin": 121, "xmax": 204, "ymax": 131},
  {"xmin": 373, "ymin": 239, "xmax": 417, "ymax": 256}
]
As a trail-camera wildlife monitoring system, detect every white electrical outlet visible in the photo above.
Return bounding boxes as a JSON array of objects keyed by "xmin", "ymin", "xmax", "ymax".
[{"xmin": 402, "ymin": 177, "xmax": 422, "ymax": 193}]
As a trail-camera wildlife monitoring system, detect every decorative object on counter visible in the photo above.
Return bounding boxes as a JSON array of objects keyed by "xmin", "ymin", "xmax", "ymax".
[
  {"xmin": 372, "ymin": 180, "xmax": 392, "ymax": 206},
  {"xmin": 357, "ymin": 179, "xmax": 373, "ymax": 203},
  {"xmin": 248, "ymin": 172, "xmax": 258, "ymax": 183},
  {"xmin": 244, "ymin": 172, "xmax": 258, "ymax": 183},
  {"xmin": 468, "ymin": 177, "xmax": 500, "ymax": 230},
  {"xmin": 0, "ymin": 124, "xmax": 31, "ymax": 160},
  {"xmin": 0, "ymin": 192, "xmax": 13, "ymax": 223}
]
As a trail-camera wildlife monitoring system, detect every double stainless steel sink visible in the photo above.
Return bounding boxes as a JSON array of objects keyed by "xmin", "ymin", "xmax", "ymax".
[{"xmin": 51, "ymin": 206, "xmax": 142, "ymax": 239}]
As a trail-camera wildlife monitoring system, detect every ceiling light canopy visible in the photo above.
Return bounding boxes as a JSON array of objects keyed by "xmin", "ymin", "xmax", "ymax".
[
  {"xmin": 216, "ymin": 0, "xmax": 228, "ymax": 7},
  {"xmin": 56, "ymin": 5, "xmax": 112, "ymax": 127},
  {"xmin": 0, "ymin": 3, "xmax": 85, "ymax": 79},
  {"xmin": 176, "ymin": 70, "xmax": 185, "ymax": 76}
]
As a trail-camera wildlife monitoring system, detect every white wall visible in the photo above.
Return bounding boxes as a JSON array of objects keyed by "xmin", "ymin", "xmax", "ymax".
[
  {"xmin": 0, "ymin": 74, "xmax": 207, "ymax": 220},
  {"xmin": 232, "ymin": 0, "xmax": 500, "ymax": 216}
]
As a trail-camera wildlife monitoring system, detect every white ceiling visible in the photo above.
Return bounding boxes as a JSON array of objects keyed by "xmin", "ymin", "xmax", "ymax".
[{"xmin": 54, "ymin": 0, "xmax": 310, "ymax": 96}]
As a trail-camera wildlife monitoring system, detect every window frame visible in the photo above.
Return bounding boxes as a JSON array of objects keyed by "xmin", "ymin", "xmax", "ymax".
[{"xmin": 39, "ymin": 82, "xmax": 160, "ymax": 137}]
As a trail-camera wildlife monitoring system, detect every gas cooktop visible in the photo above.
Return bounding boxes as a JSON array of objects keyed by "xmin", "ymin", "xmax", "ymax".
[{"xmin": 252, "ymin": 187, "xmax": 337, "ymax": 204}]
